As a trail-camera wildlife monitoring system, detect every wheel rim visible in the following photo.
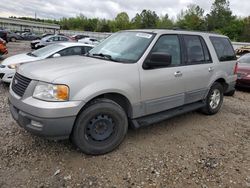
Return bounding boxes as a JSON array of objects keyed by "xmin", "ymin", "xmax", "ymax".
[
  {"xmin": 86, "ymin": 114, "xmax": 115, "ymax": 141},
  {"xmin": 209, "ymin": 89, "xmax": 221, "ymax": 109}
]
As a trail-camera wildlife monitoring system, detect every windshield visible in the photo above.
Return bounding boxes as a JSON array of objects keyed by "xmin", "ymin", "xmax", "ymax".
[
  {"xmin": 29, "ymin": 44, "xmax": 64, "ymax": 57},
  {"xmin": 88, "ymin": 31, "xmax": 155, "ymax": 63},
  {"xmin": 239, "ymin": 54, "xmax": 250, "ymax": 64}
]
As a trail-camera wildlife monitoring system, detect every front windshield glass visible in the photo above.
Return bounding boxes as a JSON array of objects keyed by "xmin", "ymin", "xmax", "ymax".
[
  {"xmin": 239, "ymin": 54, "xmax": 250, "ymax": 64},
  {"xmin": 88, "ymin": 31, "xmax": 155, "ymax": 63},
  {"xmin": 30, "ymin": 44, "xmax": 64, "ymax": 57}
]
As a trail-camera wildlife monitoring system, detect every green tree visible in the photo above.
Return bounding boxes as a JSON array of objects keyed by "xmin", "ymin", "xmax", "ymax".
[
  {"xmin": 140, "ymin": 10, "xmax": 159, "ymax": 28},
  {"xmin": 176, "ymin": 4, "xmax": 206, "ymax": 30},
  {"xmin": 239, "ymin": 16, "xmax": 250, "ymax": 42},
  {"xmin": 131, "ymin": 13, "xmax": 142, "ymax": 29},
  {"xmin": 114, "ymin": 12, "xmax": 130, "ymax": 31},
  {"xmin": 206, "ymin": 0, "xmax": 234, "ymax": 31},
  {"xmin": 157, "ymin": 14, "xmax": 174, "ymax": 29},
  {"xmin": 132, "ymin": 10, "xmax": 159, "ymax": 29}
]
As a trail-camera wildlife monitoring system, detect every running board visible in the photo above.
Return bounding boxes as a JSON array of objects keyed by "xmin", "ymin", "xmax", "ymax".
[{"xmin": 131, "ymin": 101, "xmax": 205, "ymax": 128}]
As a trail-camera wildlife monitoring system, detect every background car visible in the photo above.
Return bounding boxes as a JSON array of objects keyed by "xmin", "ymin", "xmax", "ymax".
[
  {"xmin": 71, "ymin": 34, "xmax": 89, "ymax": 41},
  {"xmin": 235, "ymin": 45, "xmax": 250, "ymax": 57},
  {"xmin": 34, "ymin": 35, "xmax": 74, "ymax": 49},
  {"xmin": 31, "ymin": 33, "xmax": 68, "ymax": 49},
  {"xmin": 0, "ymin": 30, "xmax": 8, "ymax": 42},
  {"xmin": 21, "ymin": 32, "xmax": 41, "ymax": 41},
  {"xmin": 0, "ymin": 37, "xmax": 8, "ymax": 58},
  {"xmin": 0, "ymin": 42, "xmax": 93, "ymax": 83},
  {"xmin": 236, "ymin": 53, "xmax": 250, "ymax": 88},
  {"xmin": 7, "ymin": 31, "xmax": 23, "ymax": 42},
  {"xmin": 78, "ymin": 37, "xmax": 100, "ymax": 45}
]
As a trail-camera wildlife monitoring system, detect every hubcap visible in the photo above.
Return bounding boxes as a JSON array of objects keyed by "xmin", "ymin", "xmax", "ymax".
[
  {"xmin": 86, "ymin": 114, "xmax": 114, "ymax": 141},
  {"xmin": 209, "ymin": 89, "xmax": 221, "ymax": 109}
]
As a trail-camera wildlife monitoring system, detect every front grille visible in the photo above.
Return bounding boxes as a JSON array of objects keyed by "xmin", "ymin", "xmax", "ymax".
[
  {"xmin": 11, "ymin": 73, "xmax": 32, "ymax": 97},
  {"xmin": 0, "ymin": 73, "xmax": 4, "ymax": 79}
]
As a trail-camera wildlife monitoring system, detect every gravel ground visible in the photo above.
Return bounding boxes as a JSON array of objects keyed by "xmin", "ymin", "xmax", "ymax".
[{"xmin": 0, "ymin": 41, "xmax": 250, "ymax": 188}]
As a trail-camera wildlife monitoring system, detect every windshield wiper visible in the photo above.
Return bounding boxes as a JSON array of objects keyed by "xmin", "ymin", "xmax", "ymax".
[
  {"xmin": 92, "ymin": 53, "xmax": 119, "ymax": 62},
  {"xmin": 27, "ymin": 52, "xmax": 37, "ymax": 57}
]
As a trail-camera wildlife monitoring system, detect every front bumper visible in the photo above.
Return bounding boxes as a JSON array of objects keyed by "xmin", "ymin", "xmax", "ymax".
[{"xmin": 9, "ymin": 85, "xmax": 84, "ymax": 140}]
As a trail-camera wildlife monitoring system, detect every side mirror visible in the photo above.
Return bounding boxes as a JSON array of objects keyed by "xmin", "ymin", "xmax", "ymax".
[
  {"xmin": 52, "ymin": 53, "xmax": 61, "ymax": 58},
  {"xmin": 144, "ymin": 52, "xmax": 172, "ymax": 69}
]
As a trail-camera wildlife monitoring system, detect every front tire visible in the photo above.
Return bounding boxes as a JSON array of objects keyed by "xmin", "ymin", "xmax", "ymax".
[
  {"xmin": 201, "ymin": 82, "xmax": 224, "ymax": 115},
  {"xmin": 71, "ymin": 99, "xmax": 128, "ymax": 155}
]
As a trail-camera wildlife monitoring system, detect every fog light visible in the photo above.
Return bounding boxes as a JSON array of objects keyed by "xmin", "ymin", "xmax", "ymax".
[{"xmin": 31, "ymin": 120, "xmax": 43, "ymax": 128}]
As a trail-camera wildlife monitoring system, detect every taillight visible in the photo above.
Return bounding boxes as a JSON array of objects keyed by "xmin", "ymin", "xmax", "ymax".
[{"xmin": 234, "ymin": 61, "xmax": 238, "ymax": 75}]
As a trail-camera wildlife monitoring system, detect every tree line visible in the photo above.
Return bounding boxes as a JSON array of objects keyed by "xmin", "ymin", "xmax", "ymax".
[{"xmin": 12, "ymin": 0, "xmax": 250, "ymax": 42}]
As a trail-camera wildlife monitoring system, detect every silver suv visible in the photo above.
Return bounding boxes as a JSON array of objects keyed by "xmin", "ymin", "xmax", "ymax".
[{"xmin": 8, "ymin": 30, "xmax": 237, "ymax": 155}]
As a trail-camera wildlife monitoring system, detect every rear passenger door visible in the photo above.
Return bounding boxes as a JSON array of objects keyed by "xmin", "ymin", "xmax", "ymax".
[{"xmin": 180, "ymin": 35, "xmax": 214, "ymax": 104}]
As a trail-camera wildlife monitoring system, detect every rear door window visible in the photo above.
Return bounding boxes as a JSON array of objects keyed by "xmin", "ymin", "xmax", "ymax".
[
  {"xmin": 182, "ymin": 35, "xmax": 211, "ymax": 64},
  {"xmin": 210, "ymin": 37, "xmax": 236, "ymax": 61}
]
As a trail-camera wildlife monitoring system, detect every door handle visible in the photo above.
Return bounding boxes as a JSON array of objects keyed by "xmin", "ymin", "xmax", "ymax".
[
  {"xmin": 208, "ymin": 67, "xmax": 214, "ymax": 72},
  {"xmin": 174, "ymin": 71, "xmax": 182, "ymax": 77}
]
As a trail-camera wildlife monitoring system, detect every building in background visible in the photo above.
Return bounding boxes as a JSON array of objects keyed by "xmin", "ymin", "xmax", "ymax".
[{"xmin": 0, "ymin": 17, "xmax": 60, "ymax": 34}]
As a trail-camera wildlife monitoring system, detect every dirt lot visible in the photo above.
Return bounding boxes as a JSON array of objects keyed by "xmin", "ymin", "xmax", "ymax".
[{"xmin": 0, "ymin": 41, "xmax": 249, "ymax": 188}]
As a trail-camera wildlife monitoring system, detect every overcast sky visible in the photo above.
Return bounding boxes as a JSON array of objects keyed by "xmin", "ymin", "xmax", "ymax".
[{"xmin": 0, "ymin": 0, "xmax": 249, "ymax": 20}]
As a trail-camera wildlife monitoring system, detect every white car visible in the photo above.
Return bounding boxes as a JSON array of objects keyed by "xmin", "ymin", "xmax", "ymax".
[
  {"xmin": 0, "ymin": 42, "xmax": 93, "ymax": 83},
  {"xmin": 78, "ymin": 37, "xmax": 100, "ymax": 46}
]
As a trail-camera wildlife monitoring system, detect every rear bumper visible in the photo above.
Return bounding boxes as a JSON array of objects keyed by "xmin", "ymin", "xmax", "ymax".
[{"xmin": 236, "ymin": 79, "xmax": 250, "ymax": 88}]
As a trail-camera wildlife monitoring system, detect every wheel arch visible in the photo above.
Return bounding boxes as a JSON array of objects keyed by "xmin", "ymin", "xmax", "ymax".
[
  {"xmin": 214, "ymin": 78, "xmax": 229, "ymax": 93},
  {"xmin": 77, "ymin": 92, "xmax": 133, "ymax": 119}
]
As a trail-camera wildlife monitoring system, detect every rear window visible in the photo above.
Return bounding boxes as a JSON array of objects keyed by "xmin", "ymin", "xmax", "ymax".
[{"xmin": 210, "ymin": 37, "xmax": 236, "ymax": 61}]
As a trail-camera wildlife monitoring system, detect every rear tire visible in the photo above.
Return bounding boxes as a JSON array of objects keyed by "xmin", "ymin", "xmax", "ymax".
[
  {"xmin": 71, "ymin": 98, "xmax": 128, "ymax": 155},
  {"xmin": 201, "ymin": 82, "xmax": 224, "ymax": 115}
]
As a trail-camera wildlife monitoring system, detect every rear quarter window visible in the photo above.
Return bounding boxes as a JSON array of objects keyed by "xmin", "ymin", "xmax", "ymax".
[{"xmin": 210, "ymin": 36, "xmax": 236, "ymax": 61}]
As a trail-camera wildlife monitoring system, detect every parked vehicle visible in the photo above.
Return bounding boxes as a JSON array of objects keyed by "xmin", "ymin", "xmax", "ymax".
[
  {"xmin": 31, "ymin": 34, "xmax": 70, "ymax": 49},
  {"xmin": 71, "ymin": 34, "xmax": 89, "ymax": 41},
  {"xmin": 0, "ymin": 38, "xmax": 8, "ymax": 58},
  {"xmin": 7, "ymin": 32, "xmax": 23, "ymax": 42},
  {"xmin": 236, "ymin": 53, "xmax": 250, "ymax": 88},
  {"xmin": 78, "ymin": 37, "xmax": 100, "ymax": 45},
  {"xmin": 8, "ymin": 30, "xmax": 237, "ymax": 155},
  {"xmin": 235, "ymin": 45, "xmax": 250, "ymax": 57},
  {"xmin": 0, "ymin": 43, "xmax": 93, "ymax": 83},
  {"xmin": 30, "ymin": 34, "xmax": 53, "ymax": 49},
  {"xmin": 0, "ymin": 30, "xmax": 8, "ymax": 42},
  {"xmin": 21, "ymin": 32, "xmax": 41, "ymax": 41},
  {"xmin": 34, "ymin": 35, "xmax": 74, "ymax": 49}
]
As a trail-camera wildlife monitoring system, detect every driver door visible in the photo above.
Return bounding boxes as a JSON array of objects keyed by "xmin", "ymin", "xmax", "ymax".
[{"xmin": 139, "ymin": 35, "xmax": 186, "ymax": 115}]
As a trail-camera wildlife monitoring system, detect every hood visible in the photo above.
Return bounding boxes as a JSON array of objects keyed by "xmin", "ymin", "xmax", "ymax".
[
  {"xmin": 31, "ymin": 39, "xmax": 41, "ymax": 44},
  {"xmin": 1, "ymin": 53, "xmax": 41, "ymax": 65},
  {"xmin": 17, "ymin": 56, "xmax": 120, "ymax": 82}
]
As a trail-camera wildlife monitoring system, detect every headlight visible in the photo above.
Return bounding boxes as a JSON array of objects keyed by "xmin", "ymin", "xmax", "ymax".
[
  {"xmin": 33, "ymin": 82, "xmax": 69, "ymax": 101},
  {"xmin": 8, "ymin": 64, "xmax": 17, "ymax": 69}
]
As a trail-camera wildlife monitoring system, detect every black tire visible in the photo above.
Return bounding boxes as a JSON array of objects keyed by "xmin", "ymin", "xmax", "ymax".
[
  {"xmin": 201, "ymin": 82, "xmax": 224, "ymax": 115},
  {"xmin": 225, "ymin": 89, "xmax": 235, "ymax": 96},
  {"xmin": 71, "ymin": 98, "xmax": 128, "ymax": 155},
  {"xmin": 10, "ymin": 37, "xmax": 16, "ymax": 42}
]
